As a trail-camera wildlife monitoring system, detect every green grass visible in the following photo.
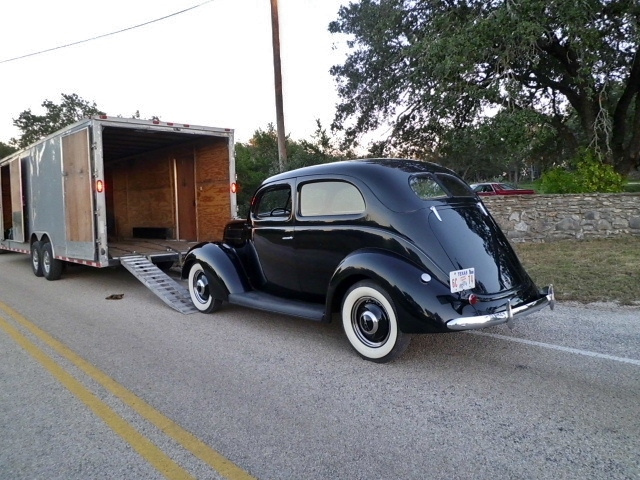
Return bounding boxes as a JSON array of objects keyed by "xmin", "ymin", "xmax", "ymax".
[{"xmin": 513, "ymin": 236, "xmax": 640, "ymax": 305}]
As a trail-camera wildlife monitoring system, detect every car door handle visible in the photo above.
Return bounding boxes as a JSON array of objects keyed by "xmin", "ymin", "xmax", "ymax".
[{"xmin": 282, "ymin": 236, "xmax": 293, "ymax": 240}]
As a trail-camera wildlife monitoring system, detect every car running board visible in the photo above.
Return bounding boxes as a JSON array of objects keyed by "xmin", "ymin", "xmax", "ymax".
[{"xmin": 228, "ymin": 291, "xmax": 325, "ymax": 321}]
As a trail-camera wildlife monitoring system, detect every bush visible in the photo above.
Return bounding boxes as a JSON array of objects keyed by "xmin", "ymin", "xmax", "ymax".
[
  {"xmin": 539, "ymin": 149, "xmax": 625, "ymax": 194},
  {"xmin": 539, "ymin": 168, "xmax": 582, "ymax": 193}
]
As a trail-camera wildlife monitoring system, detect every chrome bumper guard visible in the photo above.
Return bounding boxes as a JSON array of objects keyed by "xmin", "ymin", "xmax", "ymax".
[{"xmin": 447, "ymin": 285, "xmax": 555, "ymax": 331}]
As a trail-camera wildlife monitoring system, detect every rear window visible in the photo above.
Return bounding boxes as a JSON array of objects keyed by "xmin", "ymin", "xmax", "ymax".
[{"xmin": 410, "ymin": 174, "xmax": 474, "ymax": 200}]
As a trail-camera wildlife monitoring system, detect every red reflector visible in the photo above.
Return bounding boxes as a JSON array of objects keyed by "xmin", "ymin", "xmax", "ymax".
[
  {"xmin": 96, "ymin": 180, "xmax": 104, "ymax": 193},
  {"xmin": 469, "ymin": 294, "xmax": 479, "ymax": 306},
  {"xmin": 231, "ymin": 183, "xmax": 237, "ymax": 194}
]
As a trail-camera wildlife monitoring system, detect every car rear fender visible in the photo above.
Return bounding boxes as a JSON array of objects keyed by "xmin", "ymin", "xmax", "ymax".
[
  {"xmin": 327, "ymin": 249, "xmax": 453, "ymax": 333},
  {"xmin": 181, "ymin": 242, "xmax": 250, "ymax": 301}
]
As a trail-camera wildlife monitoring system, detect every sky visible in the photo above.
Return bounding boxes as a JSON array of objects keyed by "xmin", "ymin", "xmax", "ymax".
[{"xmin": 0, "ymin": 0, "xmax": 350, "ymax": 145}]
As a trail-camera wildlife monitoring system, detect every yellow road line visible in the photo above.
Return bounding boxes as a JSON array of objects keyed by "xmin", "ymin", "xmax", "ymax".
[
  {"xmin": 0, "ymin": 301, "xmax": 256, "ymax": 480},
  {"xmin": 0, "ymin": 314, "xmax": 195, "ymax": 480}
]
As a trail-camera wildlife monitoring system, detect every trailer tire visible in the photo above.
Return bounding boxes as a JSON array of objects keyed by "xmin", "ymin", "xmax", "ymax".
[
  {"xmin": 31, "ymin": 241, "xmax": 44, "ymax": 277},
  {"xmin": 156, "ymin": 261, "xmax": 174, "ymax": 271},
  {"xmin": 41, "ymin": 242, "xmax": 63, "ymax": 281}
]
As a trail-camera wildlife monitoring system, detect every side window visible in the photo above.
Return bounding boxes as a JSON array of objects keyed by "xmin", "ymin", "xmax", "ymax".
[
  {"xmin": 253, "ymin": 186, "xmax": 292, "ymax": 219},
  {"xmin": 300, "ymin": 181, "xmax": 365, "ymax": 217}
]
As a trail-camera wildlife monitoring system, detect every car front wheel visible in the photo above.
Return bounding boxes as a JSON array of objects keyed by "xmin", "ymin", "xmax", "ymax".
[
  {"xmin": 188, "ymin": 262, "xmax": 222, "ymax": 313},
  {"xmin": 341, "ymin": 280, "xmax": 411, "ymax": 363}
]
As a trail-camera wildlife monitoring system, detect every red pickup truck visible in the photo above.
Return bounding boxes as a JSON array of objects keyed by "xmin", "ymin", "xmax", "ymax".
[{"xmin": 471, "ymin": 182, "xmax": 536, "ymax": 196}]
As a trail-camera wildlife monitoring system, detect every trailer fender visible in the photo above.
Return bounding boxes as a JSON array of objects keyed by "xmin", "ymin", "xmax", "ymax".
[{"xmin": 181, "ymin": 242, "xmax": 250, "ymax": 301}]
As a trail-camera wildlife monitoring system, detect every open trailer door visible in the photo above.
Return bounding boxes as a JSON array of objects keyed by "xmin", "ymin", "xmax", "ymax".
[
  {"xmin": 0, "ymin": 157, "xmax": 26, "ymax": 243},
  {"xmin": 62, "ymin": 128, "xmax": 95, "ymax": 245}
]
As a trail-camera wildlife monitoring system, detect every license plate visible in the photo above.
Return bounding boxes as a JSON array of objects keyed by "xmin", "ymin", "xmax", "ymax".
[{"xmin": 450, "ymin": 268, "xmax": 475, "ymax": 293}]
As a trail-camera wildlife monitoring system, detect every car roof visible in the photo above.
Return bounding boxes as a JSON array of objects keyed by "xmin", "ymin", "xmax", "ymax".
[
  {"xmin": 265, "ymin": 158, "xmax": 454, "ymax": 182},
  {"xmin": 262, "ymin": 158, "xmax": 465, "ymax": 211}
]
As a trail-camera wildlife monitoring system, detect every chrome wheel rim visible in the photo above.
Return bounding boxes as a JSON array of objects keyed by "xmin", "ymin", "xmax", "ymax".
[
  {"xmin": 192, "ymin": 271, "xmax": 210, "ymax": 305},
  {"xmin": 32, "ymin": 249, "xmax": 40, "ymax": 271},
  {"xmin": 42, "ymin": 250, "xmax": 50, "ymax": 274}
]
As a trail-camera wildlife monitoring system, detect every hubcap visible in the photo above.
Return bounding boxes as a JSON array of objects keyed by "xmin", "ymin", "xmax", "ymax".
[
  {"xmin": 359, "ymin": 310, "xmax": 379, "ymax": 335},
  {"xmin": 43, "ymin": 251, "xmax": 50, "ymax": 273},
  {"xmin": 351, "ymin": 297, "xmax": 390, "ymax": 348},
  {"xmin": 193, "ymin": 272, "xmax": 210, "ymax": 304}
]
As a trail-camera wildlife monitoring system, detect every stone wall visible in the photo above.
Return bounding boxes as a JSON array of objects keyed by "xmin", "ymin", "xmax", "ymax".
[{"xmin": 482, "ymin": 193, "xmax": 640, "ymax": 243}]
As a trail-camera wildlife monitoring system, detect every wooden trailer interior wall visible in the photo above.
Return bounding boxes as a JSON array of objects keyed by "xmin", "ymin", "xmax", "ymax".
[
  {"xmin": 106, "ymin": 137, "xmax": 230, "ymax": 243},
  {"xmin": 108, "ymin": 149, "xmax": 174, "ymax": 241}
]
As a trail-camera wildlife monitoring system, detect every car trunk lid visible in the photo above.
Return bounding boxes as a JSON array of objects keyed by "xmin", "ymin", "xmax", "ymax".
[{"xmin": 427, "ymin": 201, "xmax": 532, "ymax": 296}]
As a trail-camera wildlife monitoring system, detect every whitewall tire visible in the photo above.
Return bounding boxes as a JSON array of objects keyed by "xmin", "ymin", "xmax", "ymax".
[
  {"xmin": 188, "ymin": 262, "xmax": 222, "ymax": 313},
  {"xmin": 341, "ymin": 280, "xmax": 410, "ymax": 363}
]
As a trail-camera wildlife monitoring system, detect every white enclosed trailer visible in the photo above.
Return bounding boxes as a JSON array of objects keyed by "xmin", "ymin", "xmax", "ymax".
[{"xmin": 0, "ymin": 116, "xmax": 236, "ymax": 312}]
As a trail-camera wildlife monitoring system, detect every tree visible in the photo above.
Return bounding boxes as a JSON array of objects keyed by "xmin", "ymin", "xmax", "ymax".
[
  {"xmin": 439, "ymin": 109, "xmax": 561, "ymax": 182},
  {"xmin": 329, "ymin": 0, "xmax": 640, "ymax": 175},
  {"xmin": 11, "ymin": 93, "xmax": 105, "ymax": 148},
  {"xmin": 235, "ymin": 125, "xmax": 281, "ymax": 216},
  {"xmin": 235, "ymin": 122, "xmax": 350, "ymax": 216},
  {"xmin": 0, "ymin": 141, "xmax": 17, "ymax": 159}
]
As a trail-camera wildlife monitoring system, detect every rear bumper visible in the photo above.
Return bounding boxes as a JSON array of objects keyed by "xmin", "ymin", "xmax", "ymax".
[{"xmin": 446, "ymin": 285, "xmax": 555, "ymax": 331}]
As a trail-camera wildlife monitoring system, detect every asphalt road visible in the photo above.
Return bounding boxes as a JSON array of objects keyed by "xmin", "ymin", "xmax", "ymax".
[{"xmin": 1, "ymin": 252, "xmax": 639, "ymax": 480}]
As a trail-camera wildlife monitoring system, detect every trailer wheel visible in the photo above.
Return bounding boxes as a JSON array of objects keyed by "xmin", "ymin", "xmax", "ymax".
[
  {"xmin": 31, "ymin": 241, "xmax": 44, "ymax": 277},
  {"xmin": 41, "ymin": 242, "xmax": 63, "ymax": 281},
  {"xmin": 188, "ymin": 262, "xmax": 222, "ymax": 313},
  {"xmin": 156, "ymin": 261, "xmax": 174, "ymax": 271}
]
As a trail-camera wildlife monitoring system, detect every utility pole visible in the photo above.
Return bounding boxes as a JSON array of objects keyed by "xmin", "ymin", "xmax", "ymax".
[{"xmin": 270, "ymin": 0, "xmax": 287, "ymax": 172}]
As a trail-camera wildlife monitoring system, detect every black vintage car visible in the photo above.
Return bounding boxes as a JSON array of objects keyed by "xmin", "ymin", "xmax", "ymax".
[{"xmin": 182, "ymin": 159, "xmax": 554, "ymax": 362}]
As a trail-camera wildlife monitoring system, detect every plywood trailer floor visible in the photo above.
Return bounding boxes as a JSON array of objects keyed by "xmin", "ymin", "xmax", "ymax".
[{"xmin": 107, "ymin": 239, "xmax": 199, "ymax": 265}]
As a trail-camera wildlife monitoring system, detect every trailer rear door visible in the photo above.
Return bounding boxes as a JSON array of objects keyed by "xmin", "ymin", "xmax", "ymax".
[
  {"xmin": 62, "ymin": 129, "xmax": 94, "ymax": 243},
  {"xmin": 0, "ymin": 158, "xmax": 26, "ymax": 243},
  {"xmin": 9, "ymin": 159, "xmax": 25, "ymax": 242}
]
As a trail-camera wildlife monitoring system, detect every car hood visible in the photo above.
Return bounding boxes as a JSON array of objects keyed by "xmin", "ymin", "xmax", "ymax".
[{"xmin": 424, "ymin": 202, "xmax": 533, "ymax": 296}]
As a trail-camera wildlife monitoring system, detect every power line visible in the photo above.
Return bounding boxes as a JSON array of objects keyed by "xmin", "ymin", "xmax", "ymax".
[{"xmin": 0, "ymin": 0, "xmax": 214, "ymax": 65}]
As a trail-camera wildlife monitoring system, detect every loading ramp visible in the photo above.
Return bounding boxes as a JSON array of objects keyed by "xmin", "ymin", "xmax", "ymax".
[{"xmin": 120, "ymin": 255, "xmax": 198, "ymax": 314}]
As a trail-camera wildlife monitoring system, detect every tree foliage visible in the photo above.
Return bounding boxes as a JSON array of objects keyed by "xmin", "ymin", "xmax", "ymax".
[
  {"xmin": 329, "ymin": 0, "xmax": 640, "ymax": 175},
  {"xmin": 11, "ymin": 93, "xmax": 105, "ymax": 148},
  {"xmin": 438, "ymin": 109, "xmax": 561, "ymax": 182},
  {"xmin": 235, "ymin": 122, "xmax": 350, "ymax": 217},
  {"xmin": 0, "ymin": 141, "xmax": 17, "ymax": 159}
]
